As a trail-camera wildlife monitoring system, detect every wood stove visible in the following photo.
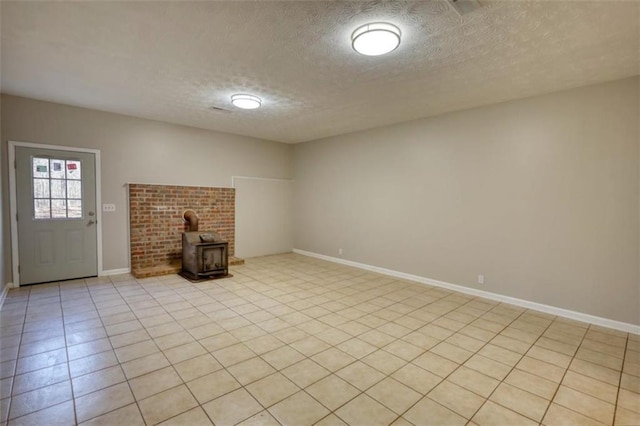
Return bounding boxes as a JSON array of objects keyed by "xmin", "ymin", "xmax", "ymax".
[{"xmin": 180, "ymin": 231, "xmax": 229, "ymax": 280}]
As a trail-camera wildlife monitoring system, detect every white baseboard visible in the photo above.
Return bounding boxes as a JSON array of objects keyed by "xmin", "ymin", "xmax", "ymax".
[
  {"xmin": 293, "ymin": 249, "xmax": 640, "ymax": 335},
  {"xmin": 0, "ymin": 283, "xmax": 11, "ymax": 310},
  {"xmin": 100, "ymin": 268, "xmax": 131, "ymax": 276}
]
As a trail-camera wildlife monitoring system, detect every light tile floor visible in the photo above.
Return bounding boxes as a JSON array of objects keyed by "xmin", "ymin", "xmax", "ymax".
[{"xmin": 0, "ymin": 253, "xmax": 638, "ymax": 425}]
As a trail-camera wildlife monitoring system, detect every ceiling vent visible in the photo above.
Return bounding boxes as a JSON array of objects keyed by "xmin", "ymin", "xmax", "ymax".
[
  {"xmin": 209, "ymin": 106, "xmax": 232, "ymax": 113},
  {"xmin": 448, "ymin": 0, "xmax": 482, "ymax": 16}
]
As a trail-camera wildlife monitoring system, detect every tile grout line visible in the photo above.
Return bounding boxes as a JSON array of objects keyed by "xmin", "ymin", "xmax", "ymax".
[
  {"xmin": 259, "ymin": 275, "xmax": 537, "ymax": 424},
  {"xmin": 61, "ymin": 282, "xmax": 80, "ymax": 426},
  {"xmin": 475, "ymin": 311, "xmax": 562, "ymax": 425},
  {"xmin": 8, "ymin": 266, "xmax": 450, "ymax": 422},
  {"xmin": 199, "ymin": 270, "xmax": 461, "ymax": 424},
  {"xmin": 291, "ymin": 281, "xmax": 491, "ymax": 424},
  {"xmin": 129, "ymin": 276, "xmax": 259, "ymax": 423},
  {"xmin": 257, "ymin": 278, "xmax": 439, "ymax": 425},
  {"xmin": 611, "ymin": 333, "xmax": 629, "ymax": 425},
  {"xmin": 538, "ymin": 322, "xmax": 605, "ymax": 425},
  {"xmin": 243, "ymin": 259, "xmax": 634, "ymax": 424},
  {"xmin": 208, "ymin": 271, "xmax": 351, "ymax": 424},
  {"xmin": 395, "ymin": 302, "xmax": 532, "ymax": 425},
  {"xmin": 109, "ymin": 275, "xmax": 164, "ymax": 426},
  {"xmin": 7, "ymin": 284, "xmax": 72, "ymax": 423},
  {"xmin": 555, "ymin": 336, "xmax": 629, "ymax": 401},
  {"xmin": 9, "ymin": 282, "xmax": 208, "ymax": 423},
  {"xmin": 207, "ymin": 259, "xmax": 638, "ymax": 425},
  {"xmin": 116, "ymin": 275, "xmax": 214, "ymax": 425},
  {"xmin": 3, "ymin": 285, "xmax": 30, "ymax": 424},
  {"xmin": 82, "ymin": 277, "xmax": 146, "ymax": 425},
  {"xmin": 214, "ymin": 276, "xmax": 390, "ymax": 424},
  {"xmin": 3, "ymin": 256, "xmax": 637, "ymax": 426},
  {"xmin": 392, "ymin": 296, "xmax": 520, "ymax": 424},
  {"xmin": 134, "ymin": 274, "xmax": 293, "ymax": 424},
  {"xmin": 146, "ymin": 276, "xmax": 268, "ymax": 424}
]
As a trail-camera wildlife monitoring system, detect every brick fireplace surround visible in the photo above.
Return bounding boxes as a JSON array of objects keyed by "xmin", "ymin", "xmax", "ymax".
[{"xmin": 129, "ymin": 183, "xmax": 244, "ymax": 278}]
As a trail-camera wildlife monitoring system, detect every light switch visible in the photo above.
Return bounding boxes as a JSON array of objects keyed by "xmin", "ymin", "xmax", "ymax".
[{"xmin": 103, "ymin": 204, "xmax": 116, "ymax": 212}]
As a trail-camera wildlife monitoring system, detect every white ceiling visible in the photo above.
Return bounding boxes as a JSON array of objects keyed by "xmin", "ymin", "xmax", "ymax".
[{"xmin": 1, "ymin": 1, "xmax": 638, "ymax": 144}]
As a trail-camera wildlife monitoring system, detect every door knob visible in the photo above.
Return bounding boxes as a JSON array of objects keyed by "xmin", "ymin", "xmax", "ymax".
[{"xmin": 88, "ymin": 220, "xmax": 96, "ymax": 226}]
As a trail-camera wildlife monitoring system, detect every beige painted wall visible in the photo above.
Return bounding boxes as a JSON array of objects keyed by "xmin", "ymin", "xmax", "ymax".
[
  {"xmin": 0, "ymin": 100, "xmax": 4, "ymax": 290},
  {"xmin": 1, "ymin": 95, "xmax": 293, "ymax": 281},
  {"xmin": 294, "ymin": 77, "xmax": 640, "ymax": 325},
  {"xmin": 235, "ymin": 177, "xmax": 294, "ymax": 259}
]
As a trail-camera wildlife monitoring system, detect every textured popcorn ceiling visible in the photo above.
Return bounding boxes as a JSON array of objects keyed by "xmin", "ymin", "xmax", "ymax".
[{"xmin": 1, "ymin": 1, "xmax": 638, "ymax": 143}]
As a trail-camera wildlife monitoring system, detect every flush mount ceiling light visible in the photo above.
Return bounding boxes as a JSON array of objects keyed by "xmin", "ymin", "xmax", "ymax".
[
  {"xmin": 351, "ymin": 22, "xmax": 401, "ymax": 56},
  {"xmin": 231, "ymin": 93, "xmax": 262, "ymax": 110}
]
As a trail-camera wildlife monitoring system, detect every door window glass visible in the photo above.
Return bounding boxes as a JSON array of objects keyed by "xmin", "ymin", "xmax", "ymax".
[{"xmin": 32, "ymin": 157, "xmax": 83, "ymax": 219}]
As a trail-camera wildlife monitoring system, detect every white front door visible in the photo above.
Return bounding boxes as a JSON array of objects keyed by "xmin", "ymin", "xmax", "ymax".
[{"xmin": 15, "ymin": 146, "xmax": 98, "ymax": 284}]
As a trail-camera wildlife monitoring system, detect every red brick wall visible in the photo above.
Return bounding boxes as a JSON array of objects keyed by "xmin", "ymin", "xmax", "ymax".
[{"xmin": 129, "ymin": 184, "xmax": 235, "ymax": 273}]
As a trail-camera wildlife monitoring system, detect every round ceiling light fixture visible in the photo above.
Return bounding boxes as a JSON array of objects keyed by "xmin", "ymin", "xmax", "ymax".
[
  {"xmin": 231, "ymin": 93, "xmax": 262, "ymax": 110},
  {"xmin": 351, "ymin": 22, "xmax": 401, "ymax": 56}
]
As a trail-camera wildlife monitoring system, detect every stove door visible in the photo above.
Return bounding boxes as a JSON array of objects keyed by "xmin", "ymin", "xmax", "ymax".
[{"xmin": 202, "ymin": 245, "xmax": 227, "ymax": 272}]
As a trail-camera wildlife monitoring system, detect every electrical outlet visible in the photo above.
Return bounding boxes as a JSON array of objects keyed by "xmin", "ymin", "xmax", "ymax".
[
  {"xmin": 103, "ymin": 204, "xmax": 116, "ymax": 212},
  {"xmin": 338, "ymin": 248, "xmax": 343, "ymax": 256},
  {"xmin": 478, "ymin": 274, "xmax": 485, "ymax": 285}
]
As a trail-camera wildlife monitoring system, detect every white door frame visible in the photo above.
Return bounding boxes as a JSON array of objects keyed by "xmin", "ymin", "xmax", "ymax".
[{"xmin": 8, "ymin": 141, "xmax": 103, "ymax": 287}]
